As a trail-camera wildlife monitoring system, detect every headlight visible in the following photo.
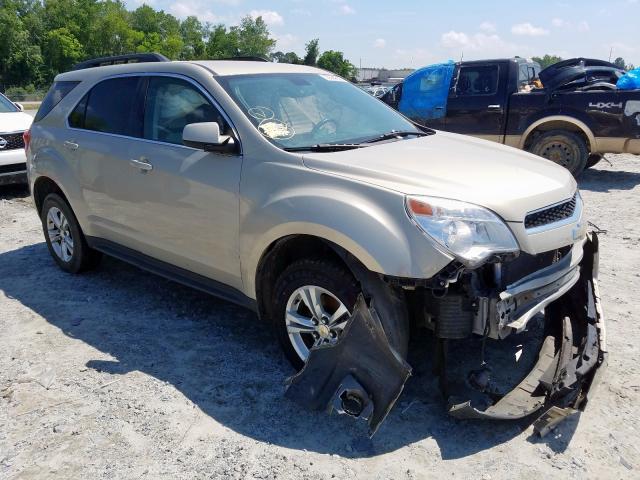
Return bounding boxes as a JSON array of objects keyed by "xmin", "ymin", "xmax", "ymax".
[{"xmin": 406, "ymin": 195, "xmax": 519, "ymax": 266}]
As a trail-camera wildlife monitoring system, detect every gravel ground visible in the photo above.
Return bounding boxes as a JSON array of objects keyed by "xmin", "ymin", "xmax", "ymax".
[{"xmin": 1, "ymin": 154, "xmax": 639, "ymax": 479}]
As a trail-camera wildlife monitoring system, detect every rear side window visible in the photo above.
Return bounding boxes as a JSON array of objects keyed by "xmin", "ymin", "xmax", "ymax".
[
  {"xmin": 34, "ymin": 81, "xmax": 79, "ymax": 122},
  {"xmin": 78, "ymin": 77, "xmax": 143, "ymax": 137}
]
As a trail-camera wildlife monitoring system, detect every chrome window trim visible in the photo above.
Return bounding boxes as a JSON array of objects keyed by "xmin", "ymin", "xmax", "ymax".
[
  {"xmin": 525, "ymin": 192, "xmax": 582, "ymax": 235},
  {"xmin": 64, "ymin": 72, "xmax": 243, "ymax": 155}
]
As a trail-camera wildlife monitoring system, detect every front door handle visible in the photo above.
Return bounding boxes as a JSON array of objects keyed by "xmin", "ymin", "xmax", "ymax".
[
  {"xmin": 129, "ymin": 158, "xmax": 153, "ymax": 172},
  {"xmin": 487, "ymin": 104, "xmax": 502, "ymax": 110},
  {"xmin": 63, "ymin": 140, "xmax": 79, "ymax": 151}
]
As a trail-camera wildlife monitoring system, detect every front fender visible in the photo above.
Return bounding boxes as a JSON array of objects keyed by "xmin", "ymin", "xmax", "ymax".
[{"xmin": 239, "ymin": 171, "xmax": 452, "ymax": 299}]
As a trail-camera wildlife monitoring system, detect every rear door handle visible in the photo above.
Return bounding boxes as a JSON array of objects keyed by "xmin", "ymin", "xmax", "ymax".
[
  {"xmin": 63, "ymin": 140, "xmax": 79, "ymax": 151},
  {"xmin": 487, "ymin": 104, "xmax": 502, "ymax": 110},
  {"xmin": 129, "ymin": 158, "xmax": 153, "ymax": 172}
]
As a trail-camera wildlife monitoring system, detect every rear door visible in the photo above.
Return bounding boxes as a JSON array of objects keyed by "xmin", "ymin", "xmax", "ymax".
[
  {"xmin": 444, "ymin": 63, "xmax": 507, "ymax": 142},
  {"xmin": 68, "ymin": 74, "xmax": 243, "ymax": 289}
]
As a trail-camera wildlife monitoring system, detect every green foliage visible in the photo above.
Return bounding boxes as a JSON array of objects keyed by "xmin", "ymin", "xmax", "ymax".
[
  {"xmin": 613, "ymin": 57, "xmax": 626, "ymax": 69},
  {"xmin": 271, "ymin": 51, "xmax": 302, "ymax": 64},
  {"xmin": 317, "ymin": 50, "xmax": 356, "ymax": 79},
  {"xmin": 0, "ymin": 2, "xmax": 356, "ymax": 89},
  {"xmin": 532, "ymin": 54, "xmax": 563, "ymax": 69},
  {"xmin": 234, "ymin": 16, "xmax": 274, "ymax": 58},
  {"xmin": 303, "ymin": 38, "xmax": 319, "ymax": 66}
]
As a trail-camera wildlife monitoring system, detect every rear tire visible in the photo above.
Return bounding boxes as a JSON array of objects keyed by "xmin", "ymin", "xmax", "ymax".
[
  {"xmin": 528, "ymin": 130, "xmax": 588, "ymax": 177},
  {"xmin": 41, "ymin": 193, "xmax": 102, "ymax": 273}
]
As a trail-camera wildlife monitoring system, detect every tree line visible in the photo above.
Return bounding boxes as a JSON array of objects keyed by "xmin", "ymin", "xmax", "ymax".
[
  {"xmin": 0, "ymin": 0, "xmax": 357, "ymax": 94},
  {"xmin": 532, "ymin": 54, "xmax": 635, "ymax": 70}
]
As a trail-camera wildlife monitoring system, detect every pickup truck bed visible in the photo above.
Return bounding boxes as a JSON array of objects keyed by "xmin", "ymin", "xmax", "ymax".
[{"xmin": 382, "ymin": 57, "xmax": 640, "ymax": 175}]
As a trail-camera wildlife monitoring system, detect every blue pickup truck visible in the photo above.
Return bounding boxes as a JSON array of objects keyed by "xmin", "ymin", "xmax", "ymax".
[{"xmin": 382, "ymin": 57, "xmax": 640, "ymax": 175}]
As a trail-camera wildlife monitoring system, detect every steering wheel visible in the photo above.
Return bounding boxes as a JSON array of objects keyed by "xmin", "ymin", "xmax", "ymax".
[{"xmin": 311, "ymin": 118, "xmax": 338, "ymax": 139}]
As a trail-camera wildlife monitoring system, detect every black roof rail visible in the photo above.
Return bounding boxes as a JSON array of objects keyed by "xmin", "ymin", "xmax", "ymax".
[
  {"xmin": 72, "ymin": 53, "xmax": 170, "ymax": 71},
  {"xmin": 219, "ymin": 56, "xmax": 270, "ymax": 62}
]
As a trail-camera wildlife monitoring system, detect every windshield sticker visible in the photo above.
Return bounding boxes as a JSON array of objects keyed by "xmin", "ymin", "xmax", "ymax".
[
  {"xmin": 259, "ymin": 119, "xmax": 295, "ymax": 140},
  {"xmin": 319, "ymin": 73, "xmax": 347, "ymax": 82},
  {"xmin": 248, "ymin": 106, "xmax": 275, "ymax": 121}
]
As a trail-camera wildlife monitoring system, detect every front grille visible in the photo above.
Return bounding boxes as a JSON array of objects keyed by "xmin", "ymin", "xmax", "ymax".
[
  {"xmin": 525, "ymin": 194, "xmax": 577, "ymax": 230},
  {"xmin": 0, "ymin": 132, "xmax": 25, "ymax": 151}
]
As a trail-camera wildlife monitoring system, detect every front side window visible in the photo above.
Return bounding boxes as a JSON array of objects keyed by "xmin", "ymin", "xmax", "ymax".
[
  {"xmin": 217, "ymin": 73, "xmax": 419, "ymax": 149},
  {"xmin": 144, "ymin": 77, "xmax": 228, "ymax": 145},
  {"xmin": 455, "ymin": 66, "xmax": 499, "ymax": 96},
  {"xmin": 0, "ymin": 93, "xmax": 18, "ymax": 113}
]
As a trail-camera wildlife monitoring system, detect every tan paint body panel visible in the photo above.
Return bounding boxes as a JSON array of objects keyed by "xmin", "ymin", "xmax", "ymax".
[{"xmin": 30, "ymin": 62, "xmax": 585, "ymax": 302}]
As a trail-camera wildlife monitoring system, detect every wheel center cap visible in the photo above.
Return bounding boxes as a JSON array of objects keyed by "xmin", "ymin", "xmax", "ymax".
[{"xmin": 317, "ymin": 324, "xmax": 330, "ymax": 338}]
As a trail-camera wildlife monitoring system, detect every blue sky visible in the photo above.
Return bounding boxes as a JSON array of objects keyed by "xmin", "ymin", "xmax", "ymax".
[{"xmin": 124, "ymin": 0, "xmax": 640, "ymax": 68}]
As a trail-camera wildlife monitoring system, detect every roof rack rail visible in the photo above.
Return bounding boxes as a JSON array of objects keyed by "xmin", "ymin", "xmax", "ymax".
[
  {"xmin": 219, "ymin": 56, "xmax": 270, "ymax": 62},
  {"xmin": 72, "ymin": 53, "xmax": 170, "ymax": 71}
]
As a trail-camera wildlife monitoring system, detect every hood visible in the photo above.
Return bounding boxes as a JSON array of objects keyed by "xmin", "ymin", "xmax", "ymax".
[
  {"xmin": 302, "ymin": 131, "xmax": 576, "ymax": 222},
  {"xmin": 0, "ymin": 112, "xmax": 33, "ymax": 134},
  {"xmin": 539, "ymin": 58, "xmax": 625, "ymax": 92}
]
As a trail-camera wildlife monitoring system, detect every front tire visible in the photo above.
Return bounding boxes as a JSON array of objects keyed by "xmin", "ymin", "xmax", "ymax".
[
  {"xmin": 528, "ymin": 130, "xmax": 588, "ymax": 177},
  {"xmin": 41, "ymin": 193, "xmax": 102, "ymax": 273},
  {"xmin": 273, "ymin": 258, "xmax": 360, "ymax": 370}
]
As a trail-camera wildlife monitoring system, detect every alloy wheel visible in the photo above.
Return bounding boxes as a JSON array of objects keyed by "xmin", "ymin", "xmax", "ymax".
[
  {"xmin": 285, "ymin": 285, "xmax": 351, "ymax": 362},
  {"xmin": 46, "ymin": 206, "xmax": 74, "ymax": 262}
]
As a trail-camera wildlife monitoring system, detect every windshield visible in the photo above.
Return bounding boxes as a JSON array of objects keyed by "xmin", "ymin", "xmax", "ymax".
[
  {"xmin": 217, "ymin": 73, "xmax": 420, "ymax": 149},
  {"xmin": 0, "ymin": 94, "xmax": 18, "ymax": 113}
]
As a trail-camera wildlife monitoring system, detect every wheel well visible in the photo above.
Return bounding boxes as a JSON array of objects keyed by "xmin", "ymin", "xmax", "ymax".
[
  {"xmin": 33, "ymin": 177, "xmax": 67, "ymax": 214},
  {"xmin": 255, "ymin": 235, "xmax": 361, "ymax": 321},
  {"xmin": 523, "ymin": 121, "xmax": 592, "ymax": 153}
]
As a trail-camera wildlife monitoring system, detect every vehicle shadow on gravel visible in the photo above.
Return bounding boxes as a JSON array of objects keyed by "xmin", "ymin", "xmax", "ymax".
[
  {"xmin": 0, "ymin": 184, "xmax": 30, "ymax": 201},
  {"xmin": 578, "ymin": 166, "xmax": 640, "ymax": 192},
  {"xmin": 0, "ymin": 242, "xmax": 573, "ymax": 460}
]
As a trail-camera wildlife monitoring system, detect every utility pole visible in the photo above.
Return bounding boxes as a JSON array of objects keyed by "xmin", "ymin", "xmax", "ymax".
[{"xmin": 609, "ymin": 47, "xmax": 613, "ymax": 62}]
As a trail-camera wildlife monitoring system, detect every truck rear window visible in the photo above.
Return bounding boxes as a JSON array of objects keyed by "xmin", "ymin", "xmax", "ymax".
[{"xmin": 34, "ymin": 81, "xmax": 80, "ymax": 122}]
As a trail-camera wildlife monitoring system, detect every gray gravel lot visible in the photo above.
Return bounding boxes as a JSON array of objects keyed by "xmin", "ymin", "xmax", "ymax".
[{"xmin": 1, "ymin": 154, "xmax": 639, "ymax": 479}]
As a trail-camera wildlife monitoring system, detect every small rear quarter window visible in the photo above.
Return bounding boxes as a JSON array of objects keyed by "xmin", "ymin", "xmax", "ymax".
[{"xmin": 34, "ymin": 81, "xmax": 80, "ymax": 122}]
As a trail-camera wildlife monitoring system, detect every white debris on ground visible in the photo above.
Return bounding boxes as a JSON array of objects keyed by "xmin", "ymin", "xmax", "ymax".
[{"xmin": 1, "ymin": 154, "xmax": 639, "ymax": 479}]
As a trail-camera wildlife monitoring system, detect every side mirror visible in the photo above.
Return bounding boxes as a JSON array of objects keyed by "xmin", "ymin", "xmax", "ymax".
[
  {"xmin": 182, "ymin": 122, "xmax": 238, "ymax": 154},
  {"xmin": 14, "ymin": 102, "xmax": 24, "ymax": 112}
]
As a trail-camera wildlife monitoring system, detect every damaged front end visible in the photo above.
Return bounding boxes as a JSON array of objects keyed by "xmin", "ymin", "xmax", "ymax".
[{"xmin": 286, "ymin": 233, "xmax": 605, "ymax": 436}]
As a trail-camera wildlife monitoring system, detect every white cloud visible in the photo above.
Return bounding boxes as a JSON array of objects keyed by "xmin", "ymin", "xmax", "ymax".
[
  {"xmin": 551, "ymin": 18, "xmax": 565, "ymax": 27},
  {"xmin": 440, "ymin": 30, "xmax": 519, "ymax": 57},
  {"xmin": 511, "ymin": 22, "xmax": 549, "ymax": 36},
  {"xmin": 441, "ymin": 31, "xmax": 471, "ymax": 49},
  {"xmin": 169, "ymin": 2, "xmax": 220, "ymax": 22},
  {"xmin": 373, "ymin": 38, "xmax": 386, "ymax": 48},
  {"xmin": 249, "ymin": 9, "xmax": 284, "ymax": 26},
  {"xmin": 275, "ymin": 33, "xmax": 299, "ymax": 50},
  {"xmin": 577, "ymin": 21, "xmax": 590, "ymax": 32},
  {"xmin": 479, "ymin": 22, "xmax": 496, "ymax": 33},
  {"xmin": 339, "ymin": 4, "xmax": 356, "ymax": 15}
]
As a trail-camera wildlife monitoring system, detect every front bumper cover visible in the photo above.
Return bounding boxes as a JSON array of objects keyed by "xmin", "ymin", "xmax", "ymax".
[
  {"xmin": 286, "ymin": 233, "xmax": 605, "ymax": 436},
  {"xmin": 448, "ymin": 232, "xmax": 606, "ymax": 435}
]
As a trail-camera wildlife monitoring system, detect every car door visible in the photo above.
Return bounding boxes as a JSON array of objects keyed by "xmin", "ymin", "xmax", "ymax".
[
  {"xmin": 70, "ymin": 74, "xmax": 243, "ymax": 290},
  {"xmin": 444, "ymin": 63, "xmax": 506, "ymax": 142},
  {"xmin": 124, "ymin": 75, "xmax": 243, "ymax": 289},
  {"xmin": 396, "ymin": 63, "xmax": 454, "ymax": 129}
]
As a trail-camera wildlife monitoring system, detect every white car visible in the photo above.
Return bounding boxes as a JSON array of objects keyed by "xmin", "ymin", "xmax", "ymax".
[{"xmin": 0, "ymin": 92, "xmax": 33, "ymax": 185}]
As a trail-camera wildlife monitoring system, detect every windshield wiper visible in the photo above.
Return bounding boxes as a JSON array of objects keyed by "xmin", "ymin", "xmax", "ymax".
[
  {"xmin": 284, "ymin": 143, "xmax": 367, "ymax": 152},
  {"xmin": 362, "ymin": 130, "xmax": 430, "ymax": 144}
]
